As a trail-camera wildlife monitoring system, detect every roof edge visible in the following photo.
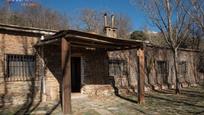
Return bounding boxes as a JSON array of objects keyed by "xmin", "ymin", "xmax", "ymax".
[
  {"xmin": 0, "ymin": 23, "xmax": 57, "ymax": 35},
  {"xmin": 43, "ymin": 29, "xmax": 145, "ymax": 43},
  {"xmin": 147, "ymin": 44, "xmax": 201, "ymax": 52}
]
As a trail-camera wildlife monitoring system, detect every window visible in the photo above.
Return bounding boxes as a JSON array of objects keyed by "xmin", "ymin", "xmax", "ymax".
[
  {"xmin": 198, "ymin": 58, "xmax": 204, "ymax": 73},
  {"xmin": 109, "ymin": 59, "xmax": 127, "ymax": 76},
  {"xmin": 5, "ymin": 54, "xmax": 36, "ymax": 81},
  {"xmin": 178, "ymin": 61, "xmax": 187, "ymax": 74},
  {"xmin": 157, "ymin": 61, "xmax": 168, "ymax": 74}
]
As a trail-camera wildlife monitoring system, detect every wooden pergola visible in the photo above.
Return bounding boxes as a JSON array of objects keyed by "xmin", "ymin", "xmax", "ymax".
[{"xmin": 37, "ymin": 30, "xmax": 145, "ymax": 115}]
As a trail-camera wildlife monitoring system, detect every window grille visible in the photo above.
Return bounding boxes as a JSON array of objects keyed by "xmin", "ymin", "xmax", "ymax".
[
  {"xmin": 157, "ymin": 61, "xmax": 168, "ymax": 74},
  {"xmin": 5, "ymin": 54, "xmax": 36, "ymax": 81},
  {"xmin": 178, "ymin": 61, "xmax": 187, "ymax": 74},
  {"xmin": 109, "ymin": 59, "xmax": 127, "ymax": 76}
]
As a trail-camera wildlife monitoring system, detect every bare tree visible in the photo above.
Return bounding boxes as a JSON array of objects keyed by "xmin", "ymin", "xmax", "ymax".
[
  {"xmin": 179, "ymin": 0, "xmax": 204, "ymax": 49},
  {"xmin": 183, "ymin": 23, "xmax": 203, "ymax": 49},
  {"xmin": 115, "ymin": 13, "xmax": 132, "ymax": 38},
  {"xmin": 0, "ymin": 1, "xmax": 69, "ymax": 30},
  {"xmin": 132, "ymin": 0, "xmax": 191, "ymax": 94},
  {"xmin": 180, "ymin": 0, "xmax": 204, "ymax": 31},
  {"xmin": 79, "ymin": 8, "xmax": 132, "ymax": 38},
  {"xmin": 80, "ymin": 8, "xmax": 103, "ymax": 34},
  {"xmin": 0, "ymin": 2, "xmax": 12, "ymax": 24}
]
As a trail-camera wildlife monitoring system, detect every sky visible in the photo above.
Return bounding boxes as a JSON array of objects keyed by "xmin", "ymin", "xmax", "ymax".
[{"xmin": 1, "ymin": 0, "xmax": 156, "ymax": 31}]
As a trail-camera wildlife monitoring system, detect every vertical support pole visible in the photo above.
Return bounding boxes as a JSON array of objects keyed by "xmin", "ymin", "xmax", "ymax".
[
  {"xmin": 61, "ymin": 38, "xmax": 71, "ymax": 114},
  {"xmin": 137, "ymin": 48, "xmax": 145, "ymax": 104},
  {"xmin": 41, "ymin": 46, "xmax": 46, "ymax": 102}
]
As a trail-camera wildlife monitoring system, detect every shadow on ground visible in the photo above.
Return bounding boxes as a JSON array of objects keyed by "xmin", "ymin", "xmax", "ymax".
[{"xmin": 0, "ymin": 86, "xmax": 204, "ymax": 115}]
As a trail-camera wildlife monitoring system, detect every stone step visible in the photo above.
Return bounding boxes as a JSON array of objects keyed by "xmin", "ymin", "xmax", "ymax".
[{"xmin": 71, "ymin": 93, "xmax": 88, "ymax": 99}]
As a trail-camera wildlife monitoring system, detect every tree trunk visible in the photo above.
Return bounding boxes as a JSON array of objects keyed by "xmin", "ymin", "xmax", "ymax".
[{"xmin": 173, "ymin": 48, "xmax": 180, "ymax": 94}]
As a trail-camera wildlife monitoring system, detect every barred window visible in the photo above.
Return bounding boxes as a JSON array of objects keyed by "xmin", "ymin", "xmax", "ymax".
[
  {"xmin": 157, "ymin": 61, "xmax": 168, "ymax": 74},
  {"xmin": 5, "ymin": 54, "xmax": 36, "ymax": 81},
  {"xmin": 178, "ymin": 61, "xmax": 187, "ymax": 74},
  {"xmin": 109, "ymin": 59, "xmax": 127, "ymax": 76}
]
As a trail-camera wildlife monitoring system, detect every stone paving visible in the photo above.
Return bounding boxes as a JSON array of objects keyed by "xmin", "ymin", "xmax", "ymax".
[
  {"xmin": 50, "ymin": 86, "xmax": 204, "ymax": 115},
  {"xmin": 0, "ymin": 86, "xmax": 204, "ymax": 115}
]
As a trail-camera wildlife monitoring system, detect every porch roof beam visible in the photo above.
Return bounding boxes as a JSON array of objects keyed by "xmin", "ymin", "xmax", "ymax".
[
  {"xmin": 65, "ymin": 34, "xmax": 142, "ymax": 47},
  {"xmin": 36, "ymin": 30, "xmax": 144, "ymax": 51},
  {"xmin": 36, "ymin": 38, "xmax": 60, "ymax": 46}
]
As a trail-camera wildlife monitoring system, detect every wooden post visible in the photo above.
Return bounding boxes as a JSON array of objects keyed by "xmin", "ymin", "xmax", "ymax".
[
  {"xmin": 137, "ymin": 48, "xmax": 145, "ymax": 104},
  {"xmin": 61, "ymin": 38, "xmax": 71, "ymax": 114}
]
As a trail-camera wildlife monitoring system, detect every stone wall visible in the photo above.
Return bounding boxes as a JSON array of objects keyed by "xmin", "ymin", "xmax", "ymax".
[
  {"xmin": 81, "ymin": 49, "xmax": 109, "ymax": 84},
  {"xmin": 108, "ymin": 49, "xmax": 138, "ymax": 95},
  {"xmin": 0, "ymin": 32, "xmax": 60, "ymax": 108},
  {"xmin": 108, "ymin": 47, "xmax": 204, "ymax": 94},
  {"xmin": 42, "ymin": 44, "xmax": 61, "ymax": 101},
  {"xmin": 145, "ymin": 46, "xmax": 203, "ymax": 89},
  {"xmin": 0, "ymin": 32, "xmax": 41, "ymax": 106},
  {"xmin": 41, "ymin": 47, "xmax": 112, "ymax": 97},
  {"xmin": 72, "ymin": 48, "xmax": 113, "ymax": 96}
]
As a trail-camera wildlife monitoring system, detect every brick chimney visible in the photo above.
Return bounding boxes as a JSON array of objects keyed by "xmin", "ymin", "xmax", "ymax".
[{"xmin": 104, "ymin": 13, "xmax": 117, "ymax": 38}]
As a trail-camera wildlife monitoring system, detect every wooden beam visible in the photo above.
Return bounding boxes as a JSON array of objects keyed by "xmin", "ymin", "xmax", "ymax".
[
  {"xmin": 36, "ymin": 38, "xmax": 60, "ymax": 46},
  {"xmin": 71, "ymin": 43, "xmax": 123, "ymax": 51},
  {"xmin": 65, "ymin": 34, "xmax": 141, "ymax": 47},
  {"xmin": 65, "ymin": 30, "xmax": 144, "ymax": 45},
  {"xmin": 61, "ymin": 38, "xmax": 71, "ymax": 114},
  {"xmin": 137, "ymin": 48, "xmax": 145, "ymax": 104}
]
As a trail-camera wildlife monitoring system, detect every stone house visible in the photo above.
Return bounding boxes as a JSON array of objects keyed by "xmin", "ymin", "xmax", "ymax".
[{"xmin": 0, "ymin": 19, "xmax": 203, "ymax": 114}]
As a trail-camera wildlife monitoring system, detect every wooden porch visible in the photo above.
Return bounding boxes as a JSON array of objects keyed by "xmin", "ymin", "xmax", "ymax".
[{"xmin": 36, "ymin": 30, "xmax": 145, "ymax": 115}]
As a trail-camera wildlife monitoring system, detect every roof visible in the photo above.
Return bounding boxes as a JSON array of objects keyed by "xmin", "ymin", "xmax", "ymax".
[
  {"xmin": 0, "ymin": 23, "xmax": 57, "ymax": 35},
  {"xmin": 146, "ymin": 44, "xmax": 201, "ymax": 52},
  {"xmin": 37, "ymin": 30, "xmax": 145, "ymax": 51}
]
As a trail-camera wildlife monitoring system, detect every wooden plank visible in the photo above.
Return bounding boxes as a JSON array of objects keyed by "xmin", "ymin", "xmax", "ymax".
[
  {"xmin": 65, "ymin": 34, "xmax": 142, "ymax": 47},
  {"xmin": 65, "ymin": 30, "xmax": 144, "ymax": 45},
  {"xmin": 137, "ymin": 48, "xmax": 145, "ymax": 104},
  {"xmin": 61, "ymin": 38, "xmax": 71, "ymax": 114}
]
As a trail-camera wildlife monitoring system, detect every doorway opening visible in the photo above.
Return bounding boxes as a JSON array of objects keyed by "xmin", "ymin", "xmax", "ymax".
[{"xmin": 71, "ymin": 57, "xmax": 81, "ymax": 92}]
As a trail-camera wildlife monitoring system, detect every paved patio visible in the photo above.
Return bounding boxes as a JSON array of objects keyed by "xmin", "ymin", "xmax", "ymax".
[{"xmin": 0, "ymin": 86, "xmax": 204, "ymax": 115}]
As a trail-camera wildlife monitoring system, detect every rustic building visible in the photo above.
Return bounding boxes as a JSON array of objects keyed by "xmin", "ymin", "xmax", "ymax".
[
  {"xmin": 109, "ymin": 46, "xmax": 204, "ymax": 94},
  {"xmin": 0, "ymin": 17, "xmax": 203, "ymax": 114}
]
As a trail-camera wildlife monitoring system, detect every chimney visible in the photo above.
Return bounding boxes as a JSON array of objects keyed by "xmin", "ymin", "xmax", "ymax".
[
  {"xmin": 104, "ymin": 13, "xmax": 108, "ymax": 27},
  {"xmin": 104, "ymin": 13, "xmax": 117, "ymax": 38},
  {"xmin": 111, "ymin": 15, "xmax": 115, "ymax": 28}
]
